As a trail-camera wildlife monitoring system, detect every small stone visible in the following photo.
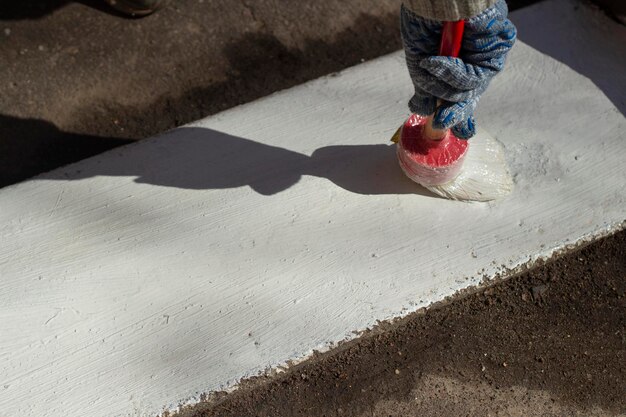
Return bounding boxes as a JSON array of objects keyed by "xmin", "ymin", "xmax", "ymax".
[
  {"xmin": 532, "ymin": 284, "xmax": 548, "ymax": 301},
  {"xmin": 4, "ymin": 28, "xmax": 10, "ymax": 36},
  {"xmin": 38, "ymin": 45, "xmax": 45, "ymax": 51},
  {"xmin": 395, "ymin": 369, "xmax": 400, "ymax": 375}
]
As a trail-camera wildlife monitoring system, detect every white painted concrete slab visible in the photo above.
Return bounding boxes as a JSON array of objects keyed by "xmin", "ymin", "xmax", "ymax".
[{"xmin": 1, "ymin": 1, "xmax": 624, "ymax": 416}]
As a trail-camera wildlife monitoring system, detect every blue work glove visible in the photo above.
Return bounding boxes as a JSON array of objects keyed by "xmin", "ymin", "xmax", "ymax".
[{"xmin": 400, "ymin": 0, "xmax": 516, "ymax": 139}]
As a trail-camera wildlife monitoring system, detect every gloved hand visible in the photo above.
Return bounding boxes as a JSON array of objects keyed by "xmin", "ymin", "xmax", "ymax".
[{"xmin": 400, "ymin": 0, "xmax": 517, "ymax": 139}]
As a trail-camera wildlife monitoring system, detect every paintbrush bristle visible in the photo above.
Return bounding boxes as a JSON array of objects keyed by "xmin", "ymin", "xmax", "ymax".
[{"xmin": 425, "ymin": 129, "xmax": 513, "ymax": 202}]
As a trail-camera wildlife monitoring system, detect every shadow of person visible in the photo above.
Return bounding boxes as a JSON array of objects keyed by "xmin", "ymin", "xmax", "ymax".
[
  {"xmin": 46, "ymin": 127, "xmax": 436, "ymax": 198},
  {"xmin": 309, "ymin": 144, "xmax": 433, "ymax": 196},
  {"xmin": 0, "ymin": 114, "xmax": 132, "ymax": 187}
]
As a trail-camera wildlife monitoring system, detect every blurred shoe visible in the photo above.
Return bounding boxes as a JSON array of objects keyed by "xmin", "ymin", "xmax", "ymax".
[{"xmin": 105, "ymin": 0, "xmax": 166, "ymax": 17}]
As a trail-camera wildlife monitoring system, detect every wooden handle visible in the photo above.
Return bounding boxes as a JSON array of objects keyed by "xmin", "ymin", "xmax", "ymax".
[{"xmin": 425, "ymin": 20, "xmax": 465, "ymax": 141}]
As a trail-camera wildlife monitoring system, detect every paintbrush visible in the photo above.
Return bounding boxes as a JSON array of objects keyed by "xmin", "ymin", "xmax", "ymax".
[{"xmin": 393, "ymin": 20, "xmax": 513, "ymax": 202}]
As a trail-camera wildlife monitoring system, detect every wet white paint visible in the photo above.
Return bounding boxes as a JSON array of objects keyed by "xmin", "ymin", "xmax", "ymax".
[{"xmin": 1, "ymin": 1, "xmax": 625, "ymax": 416}]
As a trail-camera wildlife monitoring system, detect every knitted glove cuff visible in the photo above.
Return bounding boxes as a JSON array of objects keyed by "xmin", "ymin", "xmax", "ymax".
[{"xmin": 403, "ymin": 0, "xmax": 498, "ymax": 21}]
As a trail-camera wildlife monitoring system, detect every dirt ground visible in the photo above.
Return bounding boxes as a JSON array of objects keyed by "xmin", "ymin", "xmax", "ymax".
[{"xmin": 182, "ymin": 231, "xmax": 625, "ymax": 417}]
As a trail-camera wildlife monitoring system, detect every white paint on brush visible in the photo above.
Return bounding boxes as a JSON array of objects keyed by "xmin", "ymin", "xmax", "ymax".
[{"xmin": 1, "ymin": 1, "xmax": 625, "ymax": 416}]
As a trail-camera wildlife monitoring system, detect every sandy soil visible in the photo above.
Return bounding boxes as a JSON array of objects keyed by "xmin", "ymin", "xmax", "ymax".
[{"xmin": 182, "ymin": 230, "xmax": 626, "ymax": 417}]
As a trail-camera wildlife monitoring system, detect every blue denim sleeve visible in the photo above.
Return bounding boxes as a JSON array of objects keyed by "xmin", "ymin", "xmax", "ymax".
[{"xmin": 400, "ymin": 0, "xmax": 516, "ymax": 139}]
